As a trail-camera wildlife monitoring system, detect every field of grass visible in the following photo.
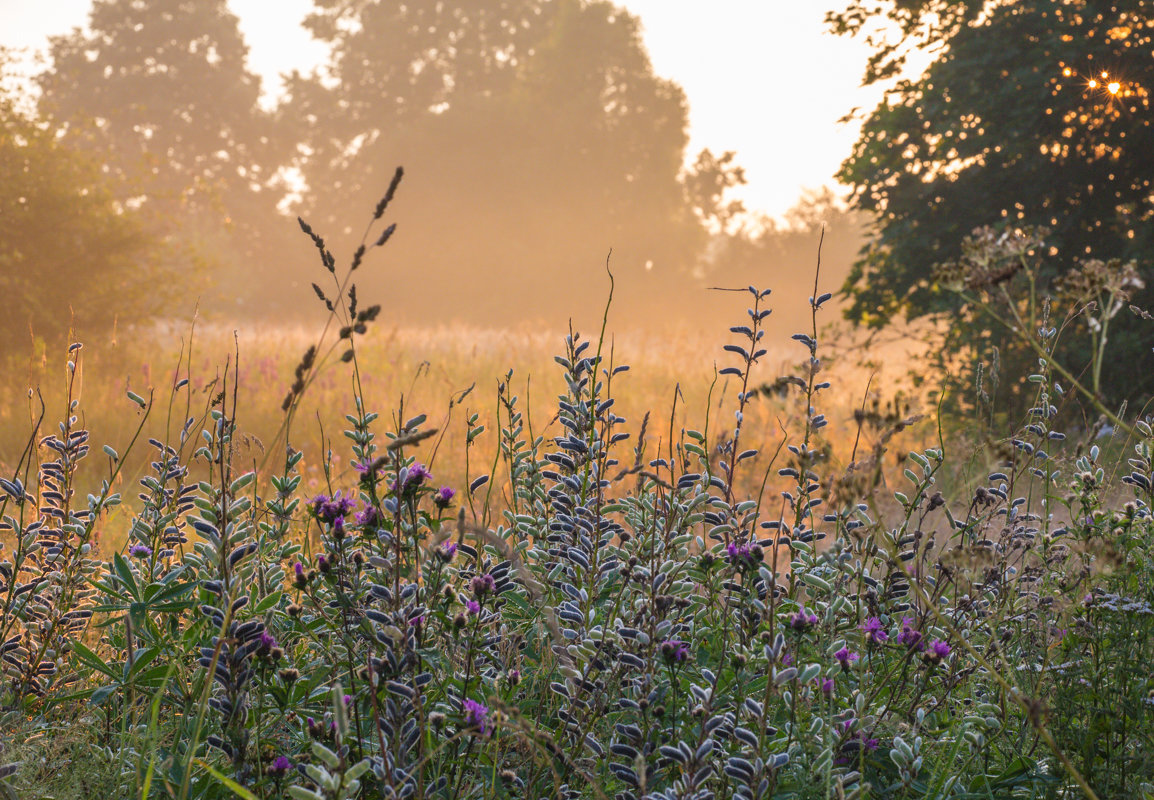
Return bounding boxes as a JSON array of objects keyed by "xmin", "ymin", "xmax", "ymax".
[
  {"xmin": 0, "ymin": 312, "xmax": 930, "ymax": 558},
  {"xmin": 1, "ymin": 210, "xmax": 1152, "ymax": 800}
]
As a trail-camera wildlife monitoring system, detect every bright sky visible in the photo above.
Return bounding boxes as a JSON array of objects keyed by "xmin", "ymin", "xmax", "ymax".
[{"xmin": 0, "ymin": 0, "xmax": 889, "ymax": 220}]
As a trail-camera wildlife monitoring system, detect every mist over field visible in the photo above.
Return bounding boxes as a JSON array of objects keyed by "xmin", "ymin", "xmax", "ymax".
[{"xmin": 1, "ymin": 2, "xmax": 1153, "ymax": 798}]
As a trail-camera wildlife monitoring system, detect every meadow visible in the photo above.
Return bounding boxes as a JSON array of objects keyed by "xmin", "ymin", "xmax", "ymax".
[{"xmin": 0, "ymin": 187, "xmax": 1151, "ymax": 800}]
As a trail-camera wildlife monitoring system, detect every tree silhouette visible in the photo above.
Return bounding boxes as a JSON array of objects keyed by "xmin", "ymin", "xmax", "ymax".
[
  {"xmin": 38, "ymin": 0, "xmax": 291, "ymax": 307},
  {"xmin": 0, "ymin": 80, "xmax": 172, "ymax": 344},
  {"xmin": 831, "ymin": 0, "xmax": 1154, "ymax": 406},
  {"xmin": 286, "ymin": 0, "xmax": 717, "ymax": 325}
]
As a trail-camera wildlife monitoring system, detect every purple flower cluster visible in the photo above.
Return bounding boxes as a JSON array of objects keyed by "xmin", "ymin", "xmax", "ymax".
[
  {"xmin": 897, "ymin": 617, "xmax": 924, "ymax": 650},
  {"xmin": 463, "ymin": 698, "xmax": 489, "ymax": 734},
  {"xmin": 434, "ymin": 486, "xmax": 456, "ymax": 509},
  {"xmin": 861, "ymin": 616, "xmax": 889, "ymax": 645},
  {"xmin": 470, "ymin": 573, "xmax": 496, "ymax": 598},
  {"xmin": 661, "ymin": 638, "xmax": 690, "ymax": 665},
  {"xmin": 392, "ymin": 463, "xmax": 431, "ymax": 494},
  {"xmin": 925, "ymin": 639, "xmax": 951, "ymax": 664},
  {"xmin": 790, "ymin": 606, "xmax": 819, "ymax": 631},
  {"xmin": 355, "ymin": 504, "xmax": 380, "ymax": 528},
  {"xmin": 310, "ymin": 491, "xmax": 356, "ymax": 525},
  {"xmin": 129, "ymin": 543, "xmax": 152, "ymax": 559},
  {"xmin": 835, "ymin": 647, "xmax": 859, "ymax": 670},
  {"xmin": 726, "ymin": 540, "xmax": 762, "ymax": 569}
]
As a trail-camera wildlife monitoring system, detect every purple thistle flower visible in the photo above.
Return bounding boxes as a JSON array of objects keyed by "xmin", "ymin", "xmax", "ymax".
[
  {"xmin": 436, "ymin": 541, "xmax": 458, "ymax": 562},
  {"xmin": 129, "ymin": 544, "xmax": 152, "ymax": 559},
  {"xmin": 470, "ymin": 573, "xmax": 496, "ymax": 598},
  {"xmin": 259, "ymin": 630, "xmax": 278, "ymax": 651},
  {"xmin": 861, "ymin": 616, "xmax": 888, "ymax": 645},
  {"xmin": 660, "ymin": 638, "xmax": 690, "ymax": 665},
  {"xmin": 790, "ymin": 606, "xmax": 820, "ymax": 631},
  {"xmin": 268, "ymin": 755, "xmax": 292, "ymax": 776},
  {"xmin": 355, "ymin": 505, "xmax": 380, "ymax": 528},
  {"xmin": 726, "ymin": 540, "xmax": 763, "ymax": 569},
  {"xmin": 434, "ymin": 486, "xmax": 456, "ymax": 509},
  {"xmin": 818, "ymin": 676, "xmax": 835, "ymax": 695},
  {"xmin": 897, "ymin": 617, "xmax": 924, "ymax": 651},
  {"xmin": 463, "ymin": 698, "xmax": 489, "ymax": 734},
  {"xmin": 926, "ymin": 639, "xmax": 951, "ymax": 663},
  {"xmin": 311, "ymin": 491, "xmax": 356, "ymax": 525},
  {"xmin": 466, "ymin": 600, "xmax": 481, "ymax": 616},
  {"xmin": 393, "ymin": 462, "xmax": 432, "ymax": 494},
  {"xmin": 835, "ymin": 647, "xmax": 859, "ymax": 670}
]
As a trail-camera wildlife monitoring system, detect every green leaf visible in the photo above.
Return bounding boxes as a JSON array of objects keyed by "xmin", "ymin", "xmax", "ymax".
[
  {"xmin": 255, "ymin": 591, "xmax": 283, "ymax": 613},
  {"xmin": 311, "ymin": 742, "xmax": 341, "ymax": 770},
  {"xmin": 126, "ymin": 647, "xmax": 161, "ymax": 679},
  {"xmin": 195, "ymin": 759, "xmax": 259, "ymax": 800},
  {"xmin": 72, "ymin": 640, "xmax": 117, "ymax": 678},
  {"xmin": 90, "ymin": 684, "xmax": 118, "ymax": 706},
  {"xmin": 111, "ymin": 552, "xmax": 139, "ymax": 600}
]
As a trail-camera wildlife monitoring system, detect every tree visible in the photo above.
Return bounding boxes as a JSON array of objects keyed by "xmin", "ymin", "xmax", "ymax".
[
  {"xmin": 38, "ymin": 0, "xmax": 292, "ymax": 309},
  {"xmin": 285, "ymin": 0, "xmax": 721, "ymax": 326},
  {"xmin": 831, "ymin": 0, "xmax": 1154, "ymax": 406},
  {"xmin": 0, "ymin": 83, "xmax": 171, "ymax": 345}
]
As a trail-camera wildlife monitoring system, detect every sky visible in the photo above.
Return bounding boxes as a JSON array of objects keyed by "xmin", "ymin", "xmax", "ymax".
[{"xmin": 0, "ymin": 0, "xmax": 891, "ymax": 220}]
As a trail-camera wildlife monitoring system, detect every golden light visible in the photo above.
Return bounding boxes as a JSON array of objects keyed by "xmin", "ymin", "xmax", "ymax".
[
  {"xmin": 1108, "ymin": 81, "xmax": 1121, "ymax": 94},
  {"xmin": 1101, "ymin": 71, "xmax": 1109, "ymax": 78},
  {"xmin": 1062, "ymin": 67, "xmax": 1072, "ymax": 77},
  {"xmin": 1088, "ymin": 79, "xmax": 1098, "ymax": 88}
]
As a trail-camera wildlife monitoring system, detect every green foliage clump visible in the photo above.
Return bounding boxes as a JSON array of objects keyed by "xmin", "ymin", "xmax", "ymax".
[
  {"xmin": 830, "ymin": 0, "xmax": 1154, "ymax": 408},
  {"xmin": 0, "ymin": 87, "xmax": 172, "ymax": 344}
]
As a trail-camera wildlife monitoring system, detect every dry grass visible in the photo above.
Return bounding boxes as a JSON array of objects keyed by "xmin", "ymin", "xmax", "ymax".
[{"xmin": 0, "ymin": 316, "xmax": 933, "ymax": 556}]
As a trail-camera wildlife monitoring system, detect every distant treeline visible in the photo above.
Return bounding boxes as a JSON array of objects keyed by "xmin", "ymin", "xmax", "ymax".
[{"xmin": 0, "ymin": 0, "xmax": 865, "ymax": 347}]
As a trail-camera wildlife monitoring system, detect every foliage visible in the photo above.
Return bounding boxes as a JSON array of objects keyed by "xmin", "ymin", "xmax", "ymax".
[
  {"xmin": 830, "ymin": 0, "xmax": 1154, "ymax": 407},
  {"xmin": 39, "ymin": 0, "xmax": 281, "ymax": 219},
  {"xmin": 2, "ymin": 177, "xmax": 1154, "ymax": 800},
  {"xmin": 37, "ymin": 0, "xmax": 298, "ymax": 307},
  {"xmin": 284, "ymin": 0, "xmax": 730, "ymax": 325},
  {"xmin": 0, "ymin": 82, "xmax": 172, "ymax": 344}
]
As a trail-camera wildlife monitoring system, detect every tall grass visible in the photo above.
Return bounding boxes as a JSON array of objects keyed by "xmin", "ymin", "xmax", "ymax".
[{"xmin": 0, "ymin": 175, "xmax": 1151, "ymax": 800}]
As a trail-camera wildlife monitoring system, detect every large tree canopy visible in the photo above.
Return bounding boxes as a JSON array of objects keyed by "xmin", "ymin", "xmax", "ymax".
[
  {"xmin": 831, "ymin": 0, "xmax": 1154, "ymax": 405},
  {"xmin": 39, "ymin": 0, "xmax": 281, "ymax": 219},
  {"xmin": 287, "ymin": 0, "xmax": 718, "ymax": 325},
  {"xmin": 37, "ymin": 0, "xmax": 294, "ymax": 308},
  {"xmin": 0, "ymin": 85, "xmax": 171, "ymax": 344}
]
